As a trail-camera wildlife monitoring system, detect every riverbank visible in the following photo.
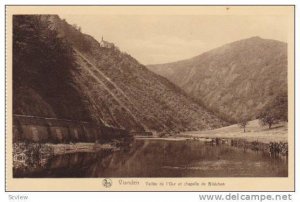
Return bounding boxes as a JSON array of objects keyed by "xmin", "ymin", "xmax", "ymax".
[
  {"xmin": 49, "ymin": 142, "xmax": 119, "ymax": 154},
  {"xmin": 13, "ymin": 142, "xmax": 119, "ymax": 170},
  {"xmin": 179, "ymin": 120, "xmax": 288, "ymax": 144},
  {"xmin": 135, "ymin": 120, "xmax": 288, "ymax": 158},
  {"xmin": 14, "ymin": 136, "xmax": 288, "ymax": 178},
  {"xmin": 135, "ymin": 136, "xmax": 189, "ymax": 141}
]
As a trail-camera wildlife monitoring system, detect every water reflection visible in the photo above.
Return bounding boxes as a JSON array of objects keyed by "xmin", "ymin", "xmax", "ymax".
[{"xmin": 14, "ymin": 139, "xmax": 288, "ymax": 178}]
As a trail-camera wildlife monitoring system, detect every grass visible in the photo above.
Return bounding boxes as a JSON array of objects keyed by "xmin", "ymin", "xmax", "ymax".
[{"xmin": 180, "ymin": 120, "xmax": 288, "ymax": 143}]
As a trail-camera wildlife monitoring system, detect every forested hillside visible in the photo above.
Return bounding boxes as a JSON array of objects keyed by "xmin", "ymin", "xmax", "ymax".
[
  {"xmin": 148, "ymin": 37, "xmax": 288, "ymax": 122},
  {"xmin": 13, "ymin": 15, "xmax": 228, "ymax": 133}
]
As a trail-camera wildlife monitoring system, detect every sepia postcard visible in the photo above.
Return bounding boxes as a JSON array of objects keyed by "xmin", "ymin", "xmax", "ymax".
[{"xmin": 5, "ymin": 5, "xmax": 295, "ymax": 191}]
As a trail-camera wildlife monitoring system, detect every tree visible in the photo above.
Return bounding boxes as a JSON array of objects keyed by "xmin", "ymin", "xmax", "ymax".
[
  {"xmin": 257, "ymin": 92, "xmax": 288, "ymax": 129},
  {"xmin": 258, "ymin": 110, "xmax": 279, "ymax": 129},
  {"xmin": 238, "ymin": 116, "xmax": 249, "ymax": 133}
]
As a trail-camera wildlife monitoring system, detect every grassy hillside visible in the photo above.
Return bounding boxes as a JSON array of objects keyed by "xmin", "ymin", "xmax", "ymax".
[
  {"xmin": 181, "ymin": 120, "xmax": 288, "ymax": 143},
  {"xmin": 13, "ymin": 15, "xmax": 228, "ymax": 133},
  {"xmin": 148, "ymin": 37, "xmax": 288, "ymax": 122}
]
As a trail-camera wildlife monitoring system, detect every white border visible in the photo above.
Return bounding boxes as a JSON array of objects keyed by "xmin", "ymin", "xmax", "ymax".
[{"xmin": 0, "ymin": 0, "xmax": 299, "ymax": 202}]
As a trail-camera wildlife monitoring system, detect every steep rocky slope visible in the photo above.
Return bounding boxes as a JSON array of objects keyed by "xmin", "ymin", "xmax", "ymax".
[
  {"xmin": 13, "ymin": 15, "xmax": 227, "ymax": 133},
  {"xmin": 148, "ymin": 37, "xmax": 287, "ymax": 121}
]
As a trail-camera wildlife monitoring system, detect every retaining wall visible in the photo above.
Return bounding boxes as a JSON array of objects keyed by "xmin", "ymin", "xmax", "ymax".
[{"xmin": 13, "ymin": 114, "xmax": 129, "ymax": 143}]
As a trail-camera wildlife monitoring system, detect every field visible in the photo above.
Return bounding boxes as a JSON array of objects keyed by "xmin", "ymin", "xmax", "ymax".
[{"xmin": 180, "ymin": 120, "xmax": 288, "ymax": 143}]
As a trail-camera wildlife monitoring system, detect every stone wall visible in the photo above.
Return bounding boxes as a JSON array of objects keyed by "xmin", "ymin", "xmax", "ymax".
[{"xmin": 13, "ymin": 115, "xmax": 129, "ymax": 143}]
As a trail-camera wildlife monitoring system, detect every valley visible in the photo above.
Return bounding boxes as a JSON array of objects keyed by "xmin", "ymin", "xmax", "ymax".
[
  {"xmin": 148, "ymin": 37, "xmax": 287, "ymax": 122},
  {"xmin": 12, "ymin": 14, "xmax": 290, "ymax": 178}
]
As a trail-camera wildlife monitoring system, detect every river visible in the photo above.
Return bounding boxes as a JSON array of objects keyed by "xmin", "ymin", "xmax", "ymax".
[{"xmin": 13, "ymin": 139, "xmax": 288, "ymax": 178}]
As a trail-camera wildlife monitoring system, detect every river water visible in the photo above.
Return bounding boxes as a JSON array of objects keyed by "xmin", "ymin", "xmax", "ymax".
[{"xmin": 14, "ymin": 139, "xmax": 288, "ymax": 178}]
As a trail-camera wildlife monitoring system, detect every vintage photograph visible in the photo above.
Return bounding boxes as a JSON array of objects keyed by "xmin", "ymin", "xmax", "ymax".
[{"xmin": 6, "ymin": 6, "xmax": 294, "ymax": 191}]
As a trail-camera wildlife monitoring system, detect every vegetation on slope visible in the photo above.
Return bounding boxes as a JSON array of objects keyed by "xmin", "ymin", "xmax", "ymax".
[
  {"xmin": 13, "ymin": 15, "xmax": 228, "ymax": 133},
  {"xmin": 148, "ymin": 37, "xmax": 288, "ymax": 122},
  {"xmin": 13, "ymin": 15, "xmax": 92, "ymax": 121}
]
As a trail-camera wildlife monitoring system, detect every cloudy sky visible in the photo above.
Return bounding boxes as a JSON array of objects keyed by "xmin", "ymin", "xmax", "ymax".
[{"xmin": 59, "ymin": 14, "xmax": 288, "ymax": 65}]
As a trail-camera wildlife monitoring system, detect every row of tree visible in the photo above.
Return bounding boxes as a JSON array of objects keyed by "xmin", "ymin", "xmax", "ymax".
[{"xmin": 238, "ymin": 92, "xmax": 288, "ymax": 132}]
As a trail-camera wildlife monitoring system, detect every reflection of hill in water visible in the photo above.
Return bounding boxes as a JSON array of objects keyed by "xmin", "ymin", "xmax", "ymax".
[{"xmin": 14, "ymin": 140, "xmax": 288, "ymax": 178}]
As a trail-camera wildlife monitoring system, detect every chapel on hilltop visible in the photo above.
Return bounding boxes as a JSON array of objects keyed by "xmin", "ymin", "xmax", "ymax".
[{"xmin": 99, "ymin": 36, "xmax": 115, "ymax": 49}]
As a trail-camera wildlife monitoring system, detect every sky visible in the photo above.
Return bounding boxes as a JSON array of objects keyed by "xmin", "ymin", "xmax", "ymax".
[{"xmin": 59, "ymin": 14, "xmax": 288, "ymax": 65}]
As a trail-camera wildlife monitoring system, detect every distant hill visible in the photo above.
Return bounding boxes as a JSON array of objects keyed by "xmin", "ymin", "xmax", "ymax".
[
  {"xmin": 13, "ymin": 15, "xmax": 227, "ymax": 135},
  {"xmin": 148, "ymin": 37, "xmax": 288, "ymax": 122}
]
